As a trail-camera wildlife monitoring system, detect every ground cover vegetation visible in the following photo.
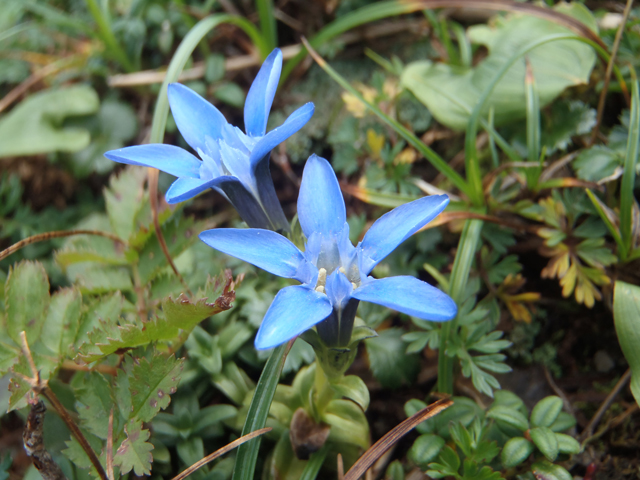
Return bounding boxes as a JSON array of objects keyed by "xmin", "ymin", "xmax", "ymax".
[{"xmin": 1, "ymin": 1, "xmax": 640, "ymax": 479}]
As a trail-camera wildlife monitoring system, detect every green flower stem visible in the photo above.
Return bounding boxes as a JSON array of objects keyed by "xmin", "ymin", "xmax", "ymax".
[{"xmin": 437, "ymin": 218, "xmax": 483, "ymax": 394}]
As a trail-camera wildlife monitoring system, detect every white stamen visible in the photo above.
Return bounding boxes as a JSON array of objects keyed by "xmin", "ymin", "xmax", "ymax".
[
  {"xmin": 317, "ymin": 268, "xmax": 327, "ymax": 285},
  {"xmin": 315, "ymin": 285, "xmax": 325, "ymax": 294},
  {"xmin": 339, "ymin": 266, "xmax": 347, "ymax": 275},
  {"xmin": 351, "ymin": 282, "xmax": 357, "ymax": 290}
]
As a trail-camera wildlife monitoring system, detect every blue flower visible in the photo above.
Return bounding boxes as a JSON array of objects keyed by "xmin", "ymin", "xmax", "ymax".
[
  {"xmin": 200, "ymin": 154, "xmax": 457, "ymax": 350},
  {"xmin": 104, "ymin": 49, "xmax": 314, "ymax": 231}
]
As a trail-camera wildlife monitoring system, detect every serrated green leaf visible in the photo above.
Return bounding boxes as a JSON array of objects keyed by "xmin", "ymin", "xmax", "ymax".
[
  {"xmin": 409, "ymin": 433, "xmax": 445, "ymax": 470},
  {"xmin": 74, "ymin": 292, "xmax": 123, "ymax": 351},
  {"xmin": 450, "ymin": 422, "xmax": 473, "ymax": 457},
  {"xmin": 63, "ymin": 434, "xmax": 106, "ymax": 477},
  {"xmin": 7, "ymin": 368, "xmax": 30, "ymax": 411},
  {"xmin": 531, "ymin": 396, "xmax": 563, "ymax": 428},
  {"xmin": 130, "ymin": 354, "xmax": 183, "ymax": 422},
  {"xmin": 5, "ymin": 261, "xmax": 50, "ymax": 344},
  {"xmin": 114, "ymin": 419, "xmax": 154, "ymax": 476},
  {"xmin": 212, "ymin": 361, "xmax": 254, "ymax": 405},
  {"xmin": 75, "ymin": 372, "xmax": 117, "ymax": 440},
  {"xmin": 529, "ymin": 426, "xmax": 559, "ymax": 462},
  {"xmin": 0, "ymin": 86, "xmax": 99, "ymax": 157},
  {"xmin": 331, "ymin": 374, "xmax": 370, "ymax": 411},
  {"xmin": 0, "ymin": 341, "xmax": 19, "ymax": 375},
  {"xmin": 501, "ymin": 436, "xmax": 534, "ymax": 468},
  {"xmin": 365, "ymin": 328, "xmax": 419, "ymax": 389},
  {"xmin": 613, "ymin": 281, "xmax": 640, "ymax": 407},
  {"xmin": 104, "ymin": 167, "xmax": 148, "ymax": 241},
  {"xmin": 428, "ymin": 446, "xmax": 460, "ymax": 476},
  {"xmin": 531, "ymin": 460, "xmax": 572, "ymax": 480},
  {"xmin": 55, "ymin": 248, "xmax": 129, "ymax": 267},
  {"xmin": 41, "ymin": 288, "xmax": 82, "ymax": 358}
]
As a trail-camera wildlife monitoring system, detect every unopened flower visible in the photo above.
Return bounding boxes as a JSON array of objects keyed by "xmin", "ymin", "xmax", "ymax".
[
  {"xmin": 105, "ymin": 49, "xmax": 313, "ymax": 231},
  {"xmin": 200, "ymin": 154, "xmax": 457, "ymax": 350}
]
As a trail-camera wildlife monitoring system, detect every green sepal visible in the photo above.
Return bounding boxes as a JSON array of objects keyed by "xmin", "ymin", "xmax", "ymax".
[
  {"xmin": 322, "ymin": 398, "xmax": 370, "ymax": 449},
  {"xmin": 330, "ymin": 375, "xmax": 370, "ymax": 411}
]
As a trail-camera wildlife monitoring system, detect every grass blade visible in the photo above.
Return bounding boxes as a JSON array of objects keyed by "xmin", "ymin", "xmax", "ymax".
[
  {"xmin": 524, "ymin": 58, "xmax": 541, "ymax": 190},
  {"xmin": 613, "ymin": 282, "xmax": 640, "ymax": 407},
  {"xmin": 620, "ymin": 75, "xmax": 640, "ymax": 258},
  {"xmin": 256, "ymin": 0, "xmax": 277, "ymax": 52},
  {"xmin": 85, "ymin": 0, "xmax": 135, "ymax": 72},
  {"xmin": 232, "ymin": 344, "xmax": 288, "ymax": 480},
  {"xmin": 299, "ymin": 445, "xmax": 329, "ymax": 480},
  {"xmin": 586, "ymin": 189, "xmax": 624, "ymax": 257}
]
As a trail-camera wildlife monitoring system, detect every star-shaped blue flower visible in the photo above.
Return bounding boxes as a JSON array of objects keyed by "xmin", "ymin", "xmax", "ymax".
[
  {"xmin": 200, "ymin": 154, "xmax": 457, "ymax": 350},
  {"xmin": 104, "ymin": 49, "xmax": 313, "ymax": 231}
]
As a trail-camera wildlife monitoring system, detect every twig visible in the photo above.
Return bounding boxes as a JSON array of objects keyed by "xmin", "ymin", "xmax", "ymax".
[
  {"xmin": 580, "ymin": 368, "xmax": 632, "ymax": 441},
  {"xmin": 107, "ymin": 19, "xmax": 424, "ymax": 87},
  {"xmin": 337, "ymin": 454, "xmax": 345, "ymax": 480},
  {"xmin": 0, "ymin": 230, "xmax": 125, "ymax": 262},
  {"xmin": 18, "ymin": 332, "xmax": 109, "ymax": 480},
  {"xmin": 0, "ymin": 60, "xmax": 68, "ymax": 113},
  {"xmin": 582, "ymin": 403, "xmax": 639, "ymax": 445},
  {"xmin": 343, "ymin": 397, "xmax": 453, "ymax": 480},
  {"xmin": 23, "ymin": 401, "xmax": 68, "ymax": 480},
  {"xmin": 590, "ymin": 0, "xmax": 634, "ymax": 146},
  {"xmin": 170, "ymin": 428, "xmax": 272, "ymax": 480},
  {"xmin": 543, "ymin": 366, "xmax": 576, "ymax": 434},
  {"xmin": 60, "ymin": 360, "xmax": 119, "ymax": 376}
]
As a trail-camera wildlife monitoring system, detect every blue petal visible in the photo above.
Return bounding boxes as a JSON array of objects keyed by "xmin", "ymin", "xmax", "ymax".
[
  {"xmin": 249, "ymin": 102, "xmax": 315, "ymax": 169},
  {"xmin": 244, "ymin": 49, "xmax": 282, "ymax": 137},
  {"xmin": 167, "ymin": 83, "xmax": 227, "ymax": 152},
  {"xmin": 198, "ymin": 228, "xmax": 305, "ymax": 278},
  {"xmin": 298, "ymin": 155, "xmax": 346, "ymax": 238},
  {"xmin": 325, "ymin": 270, "xmax": 353, "ymax": 311},
  {"xmin": 252, "ymin": 151, "xmax": 291, "ymax": 232},
  {"xmin": 165, "ymin": 176, "xmax": 231, "ymax": 204},
  {"xmin": 359, "ymin": 195, "xmax": 449, "ymax": 274},
  {"xmin": 105, "ymin": 144, "xmax": 202, "ymax": 178},
  {"xmin": 255, "ymin": 285, "xmax": 332, "ymax": 350},
  {"xmin": 352, "ymin": 276, "xmax": 457, "ymax": 321}
]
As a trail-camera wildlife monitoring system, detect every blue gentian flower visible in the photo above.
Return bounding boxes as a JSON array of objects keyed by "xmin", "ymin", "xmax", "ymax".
[
  {"xmin": 104, "ymin": 49, "xmax": 313, "ymax": 231},
  {"xmin": 199, "ymin": 155, "xmax": 457, "ymax": 350}
]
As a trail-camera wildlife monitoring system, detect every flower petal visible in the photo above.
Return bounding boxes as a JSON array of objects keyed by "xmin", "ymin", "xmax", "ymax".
[
  {"xmin": 352, "ymin": 276, "xmax": 457, "ymax": 321},
  {"xmin": 105, "ymin": 144, "xmax": 202, "ymax": 178},
  {"xmin": 217, "ymin": 180, "xmax": 273, "ymax": 230},
  {"xmin": 167, "ymin": 83, "xmax": 227, "ymax": 152},
  {"xmin": 255, "ymin": 285, "xmax": 332, "ymax": 350},
  {"xmin": 325, "ymin": 270, "xmax": 353, "ymax": 311},
  {"xmin": 198, "ymin": 228, "xmax": 305, "ymax": 278},
  {"xmin": 253, "ymin": 155, "xmax": 291, "ymax": 232},
  {"xmin": 298, "ymin": 154, "xmax": 346, "ymax": 238},
  {"xmin": 249, "ymin": 102, "xmax": 315, "ymax": 169},
  {"xmin": 244, "ymin": 49, "xmax": 282, "ymax": 137},
  {"xmin": 359, "ymin": 195, "xmax": 449, "ymax": 274},
  {"xmin": 165, "ymin": 176, "xmax": 231, "ymax": 204}
]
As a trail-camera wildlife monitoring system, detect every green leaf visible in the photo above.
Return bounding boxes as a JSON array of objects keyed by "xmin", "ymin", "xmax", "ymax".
[
  {"xmin": 104, "ymin": 166, "xmax": 148, "ymax": 241},
  {"xmin": 73, "ymin": 267, "xmax": 133, "ymax": 295},
  {"xmin": 129, "ymin": 353, "xmax": 183, "ymax": 422},
  {"xmin": 74, "ymin": 292, "xmax": 123, "ymax": 351},
  {"xmin": 323, "ymin": 398, "xmax": 370, "ymax": 449},
  {"xmin": 79, "ymin": 291, "xmax": 233, "ymax": 362},
  {"xmin": 365, "ymin": 328, "xmax": 420, "ymax": 389},
  {"xmin": 5, "ymin": 261, "xmax": 49, "ymax": 344},
  {"xmin": 213, "ymin": 82, "xmax": 246, "ymax": 108},
  {"xmin": 529, "ymin": 426, "xmax": 559, "ymax": 462},
  {"xmin": 40, "ymin": 288, "xmax": 82, "ymax": 358},
  {"xmin": 531, "ymin": 460, "xmax": 572, "ymax": 480},
  {"xmin": 401, "ymin": 3, "xmax": 596, "ymax": 130},
  {"xmin": 75, "ymin": 372, "xmax": 117, "ymax": 440},
  {"xmin": 0, "ymin": 86, "xmax": 99, "ymax": 157},
  {"xmin": 487, "ymin": 406, "xmax": 529, "ymax": 432},
  {"xmin": 331, "ymin": 374, "xmax": 370, "ymax": 411},
  {"xmin": 113, "ymin": 419, "xmax": 154, "ymax": 476},
  {"xmin": 530, "ymin": 396, "xmax": 563, "ymax": 428},
  {"xmin": 0, "ymin": 342, "xmax": 19, "ymax": 375},
  {"xmin": 555, "ymin": 433, "xmax": 581, "ymax": 455},
  {"xmin": 409, "ymin": 433, "xmax": 445, "ymax": 470},
  {"xmin": 549, "ymin": 411, "xmax": 577, "ymax": 433},
  {"xmin": 613, "ymin": 281, "xmax": 640, "ymax": 406},
  {"xmin": 232, "ymin": 343, "xmax": 287, "ymax": 480},
  {"xmin": 428, "ymin": 446, "xmax": 460, "ymax": 477},
  {"xmin": 501, "ymin": 437, "xmax": 534, "ymax": 468},
  {"xmin": 573, "ymin": 145, "xmax": 621, "ymax": 182}
]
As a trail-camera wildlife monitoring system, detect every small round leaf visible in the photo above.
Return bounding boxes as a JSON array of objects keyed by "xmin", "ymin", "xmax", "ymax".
[
  {"xmin": 531, "ymin": 396, "xmax": 563, "ymax": 427},
  {"xmin": 556, "ymin": 433, "xmax": 582, "ymax": 455},
  {"xmin": 409, "ymin": 434, "xmax": 446, "ymax": 470},
  {"xmin": 501, "ymin": 437, "xmax": 534, "ymax": 468},
  {"xmin": 530, "ymin": 426, "xmax": 559, "ymax": 462}
]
